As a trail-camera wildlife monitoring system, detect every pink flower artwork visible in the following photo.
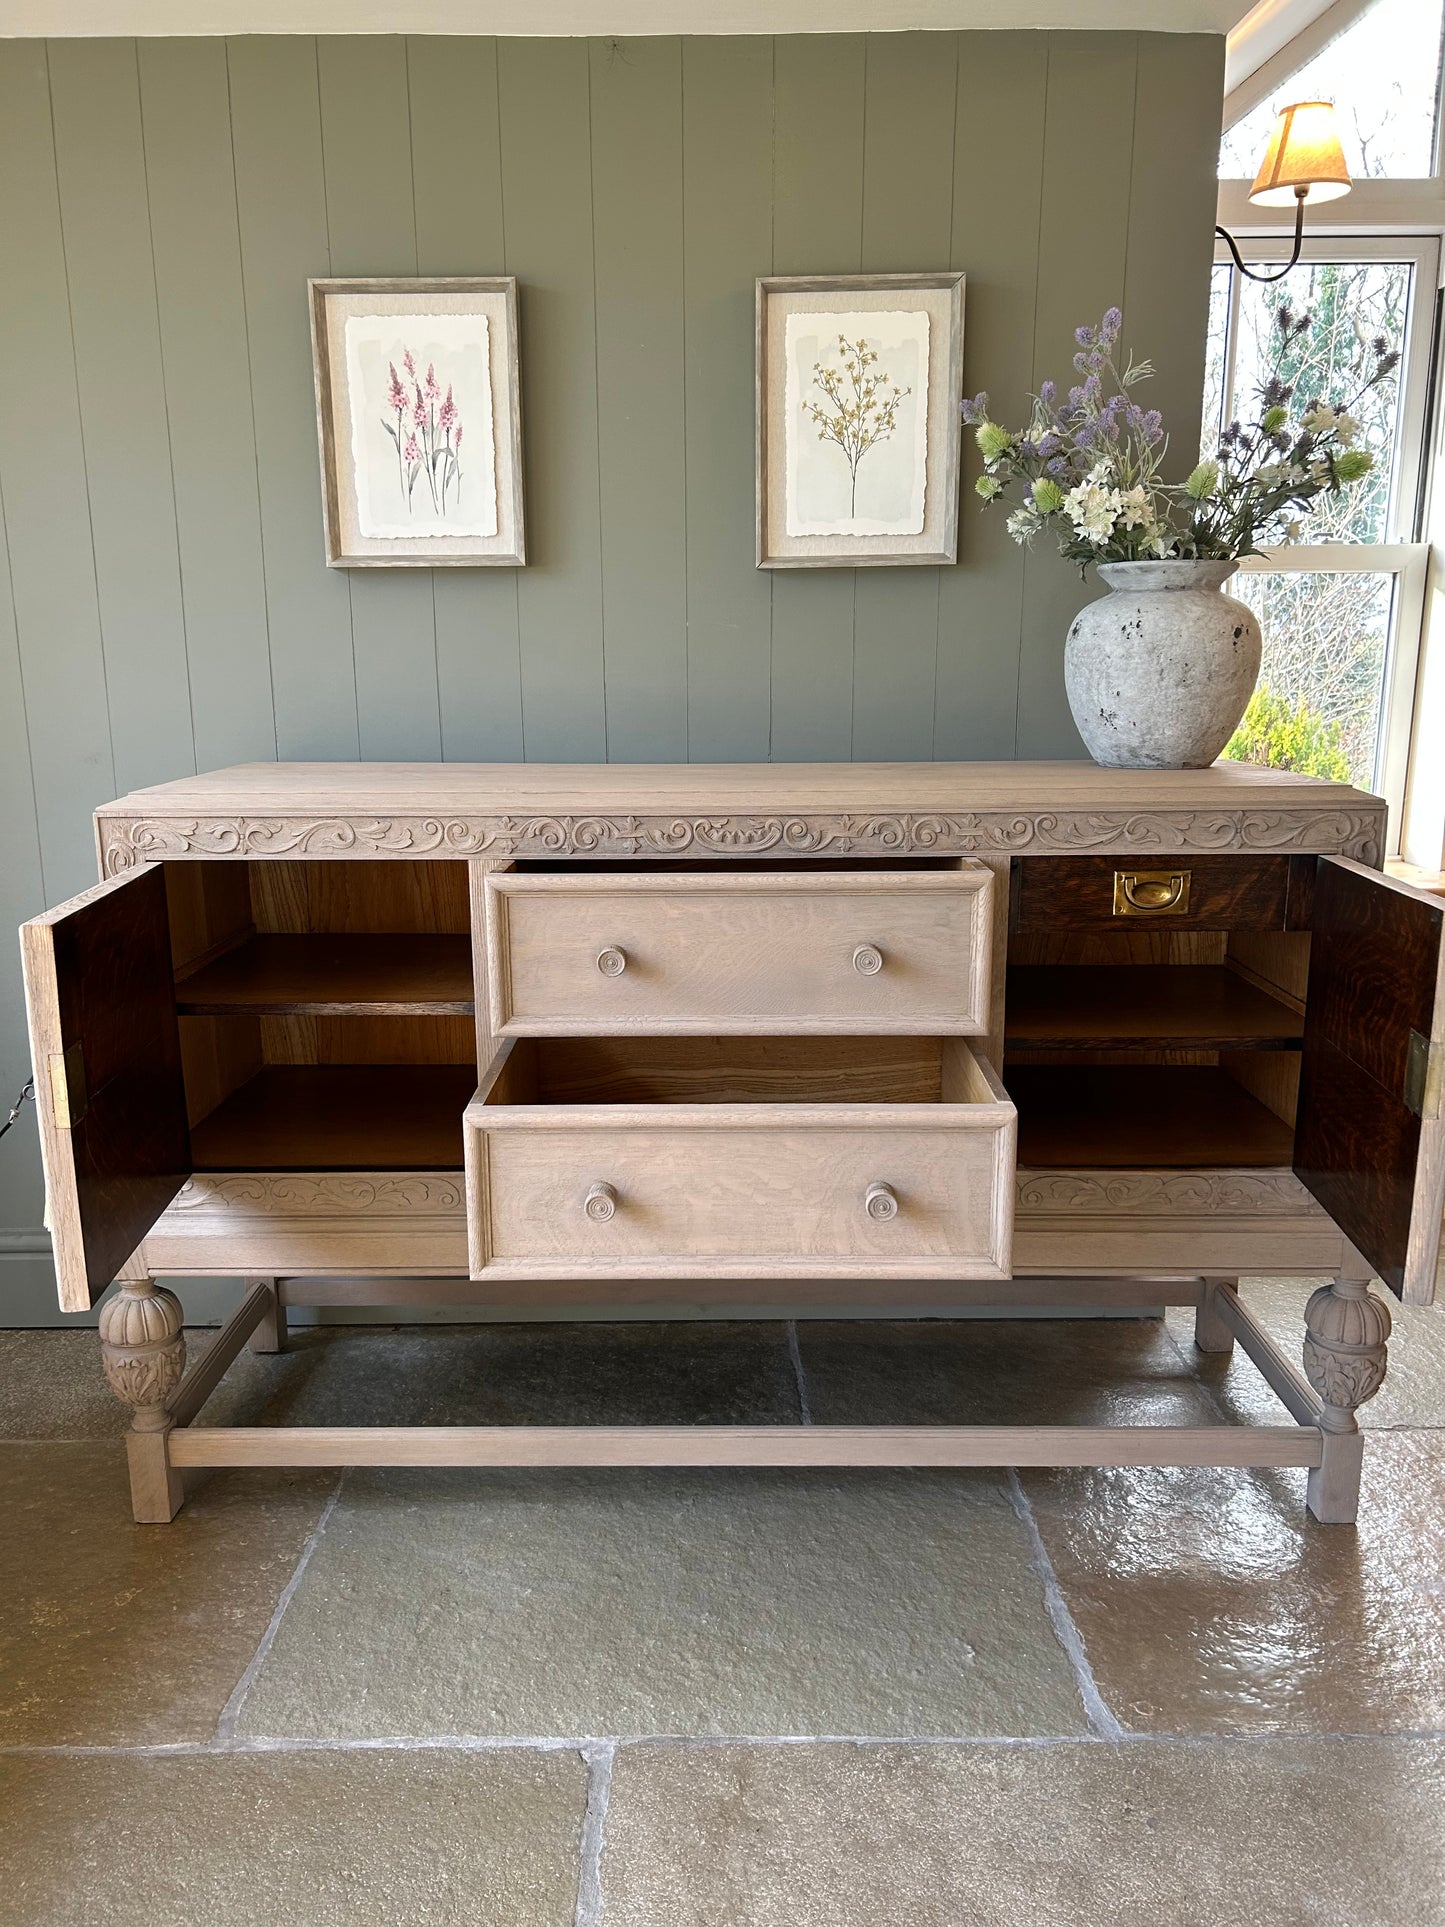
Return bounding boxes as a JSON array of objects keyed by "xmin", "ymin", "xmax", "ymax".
[{"xmin": 379, "ymin": 343, "xmax": 466, "ymax": 516}]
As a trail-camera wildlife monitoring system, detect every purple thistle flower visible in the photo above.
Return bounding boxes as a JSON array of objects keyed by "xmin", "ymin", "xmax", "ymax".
[
  {"xmin": 1141, "ymin": 409, "xmax": 1163, "ymax": 442},
  {"xmin": 1074, "ymin": 324, "xmax": 1096, "ymax": 347},
  {"xmin": 1039, "ymin": 379, "xmax": 1057, "ymax": 409},
  {"xmin": 960, "ymin": 390, "xmax": 990, "ymax": 424},
  {"xmin": 1046, "ymin": 456, "xmax": 1069, "ymax": 479},
  {"xmin": 1100, "ymin": 306, "xmax": 1122, "ymax": 342}
]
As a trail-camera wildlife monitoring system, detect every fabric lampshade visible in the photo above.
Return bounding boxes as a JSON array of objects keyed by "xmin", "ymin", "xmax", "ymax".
[{"xmin": 1249, "ymin": 100, "xmax": 1353, "ymax": 206}]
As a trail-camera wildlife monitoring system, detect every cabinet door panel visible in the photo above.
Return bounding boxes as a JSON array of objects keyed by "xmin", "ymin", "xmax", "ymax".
[
  {"xmin": 20, "ymin": 864, "xmax": 189, "ymax": 1311},
  {"xmin": 1295, "ymin": 857, "xmax": 1445, "ymax": 1303}
]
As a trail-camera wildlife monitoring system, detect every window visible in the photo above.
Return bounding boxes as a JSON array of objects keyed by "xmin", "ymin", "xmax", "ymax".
[
  {"xmin": 1220, "ymin": 0, "xmax": 1445, "ymax": 180},
  {"xmin": 1202, "ymin": 238, "xmax": 1436, "ymax": 820}
]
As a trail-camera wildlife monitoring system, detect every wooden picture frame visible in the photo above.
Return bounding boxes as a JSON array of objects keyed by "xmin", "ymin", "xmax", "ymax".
[
  {"xmin": 309, "ymin": 276, "xmax": 525, "ymax": 568},
  {"xmin": 756, "ymin": 272, "xmax": 965, "ymax": 569}
]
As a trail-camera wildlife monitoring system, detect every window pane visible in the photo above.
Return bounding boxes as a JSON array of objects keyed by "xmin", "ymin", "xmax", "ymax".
[
  {"xmin": 1201, "ymin": 262, "xmax": 1232, "ymax": 457},
  {"xmin": 1218, "ymin": 259, "xmax": 1410, "ymax": 543},
  {"xmin": 1220, "ymin": 0, "xmax": 1444, "ymax": 179},
  {"xmin": 1224, "ymin": 570, "xmax": 1394, "ymax": 786}
]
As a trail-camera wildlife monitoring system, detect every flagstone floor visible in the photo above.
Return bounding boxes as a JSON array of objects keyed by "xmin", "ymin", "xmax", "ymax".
[{"xmin": 2, "ymin": 1284, "xmax": 1444, "ymax": 1925}]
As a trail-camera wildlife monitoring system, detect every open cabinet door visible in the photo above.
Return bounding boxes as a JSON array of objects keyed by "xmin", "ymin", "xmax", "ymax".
[
  {"xmin": 1295, "ymin": 857, "xmax": 1445, "ymax": 1304},
  {"xmin": 20, "ymin": 864, "xmax": 189, "ymax": 1312}
]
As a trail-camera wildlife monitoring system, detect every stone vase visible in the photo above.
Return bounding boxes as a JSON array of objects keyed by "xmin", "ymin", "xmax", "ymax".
[{"xmin": 1063, "ymin": 558, "xmax": 1262, "ymax": 770}]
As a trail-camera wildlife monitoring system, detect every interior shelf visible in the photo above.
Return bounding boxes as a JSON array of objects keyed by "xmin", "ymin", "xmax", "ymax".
[
  {"xmin": 175, "ymin": 934, "xmax": 474, "ymax": 1016},
  {"xmin": 189, "ymin": 1065, "xmax": 477, "ymax": 1170},
  {"xmin": 1005, "ymin": 1063, "xmax": 1296, "ymax": 1169},
  {"xmin": 1003, "ymin": 965, "xmax": 1303, "ymax": 1053}
]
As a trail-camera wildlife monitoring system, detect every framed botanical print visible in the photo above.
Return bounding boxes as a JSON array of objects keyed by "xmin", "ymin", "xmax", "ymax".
[
  {"xmin": 756, "ymin": 272, "xmax": 965, "ymax": 568},
  {"xmin": 309, "ymin": 276, "xmax": 526, "ymax": 567}
]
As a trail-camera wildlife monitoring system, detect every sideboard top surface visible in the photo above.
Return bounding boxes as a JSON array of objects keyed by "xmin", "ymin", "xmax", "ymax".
[{"xmin": 94, "ymin": 761, "xmax": 1387, "ymax": 871}]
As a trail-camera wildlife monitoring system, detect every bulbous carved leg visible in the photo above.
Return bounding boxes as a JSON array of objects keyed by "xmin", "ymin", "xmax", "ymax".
[
  {"xmin": 99, "ymin": 1277, "xmax": 186, "ymax": 1523},
  {"xmin": 1302, "ymin": 1268, "xmax": 1392, "ymax": 1525}
]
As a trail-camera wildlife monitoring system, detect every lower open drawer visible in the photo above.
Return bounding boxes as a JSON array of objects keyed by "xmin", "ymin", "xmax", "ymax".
[{"xmin": 464, "ymin": 1036, "xmax": 1016, "ymax": 1281}]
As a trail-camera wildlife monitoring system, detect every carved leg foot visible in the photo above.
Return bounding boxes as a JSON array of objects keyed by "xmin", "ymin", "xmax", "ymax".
[
  {"xmin": 1194, "ymin": 1277, "xmax": 1238, "ymax": 1354},
  {"xmin": 99, "ymin": 1277, "xmax": 186, "ymax": 1523},
  {"xmin": 248, "ymin": 1280, "xmax": 287, "ymax": 1354},
  {"xmin": 1302, "ymin": 1263, "xmax": 1392, "ymax": 1525}
]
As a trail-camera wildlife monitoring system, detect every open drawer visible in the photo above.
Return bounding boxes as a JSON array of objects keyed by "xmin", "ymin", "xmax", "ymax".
[
  {"xmin": 464, "ymin": 1035, "xmax": 1017, "ymax": 1282},
  {"xmin": 483, "ymin": 863, "xmax": 996, "ymax": 1036}
]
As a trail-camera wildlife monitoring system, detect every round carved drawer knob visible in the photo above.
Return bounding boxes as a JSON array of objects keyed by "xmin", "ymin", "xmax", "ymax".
[
  {"xmin": 853, "ymin": 944, "xmax": 884, "ymax": 977},
  {"xmin": 864, "ymin": 1182, "xmax": 899, "ymax": 1222},
  {"xmin": 596, "ymin": 946, "xmax": 628, "ymax": 977},
  {"xmin": 584, "ymin": 1182, "xmax": 618, "ymax": 1222}
]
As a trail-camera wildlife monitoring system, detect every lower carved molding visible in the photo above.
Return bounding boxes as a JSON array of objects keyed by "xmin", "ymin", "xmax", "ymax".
[{"xmin": 1016, "ymin": 1168, "xmax": 1321, "ymax": 1217}]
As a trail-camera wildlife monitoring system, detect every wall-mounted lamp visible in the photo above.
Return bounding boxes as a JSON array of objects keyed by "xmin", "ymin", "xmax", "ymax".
[{"xmin": 1215, "ymin": 99, "xmax": 1353, "ymax": 284}]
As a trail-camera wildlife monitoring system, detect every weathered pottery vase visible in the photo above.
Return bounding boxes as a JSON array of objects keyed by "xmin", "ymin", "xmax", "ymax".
[{"xmin": 1064, "ymin": 559, "xmax": 1262, "ymax": 770}]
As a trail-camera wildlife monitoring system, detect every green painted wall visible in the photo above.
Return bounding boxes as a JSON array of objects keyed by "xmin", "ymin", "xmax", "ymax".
[{"xmin": 0, "ymin": 30, "xmax": 1224, "ymax": 1319}]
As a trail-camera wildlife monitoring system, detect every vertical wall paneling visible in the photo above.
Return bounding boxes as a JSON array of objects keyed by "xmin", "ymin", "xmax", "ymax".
[
  {"xmin": 407, "ymin": 35, "xmax": 525, "ymax": 762},
  {"xmin": 47, "ymin": 40, "xmax": 195, "ymax": 797},
  {"xmin": 852, "ymin": 32, "xmax": 958, "ymax": 761},
  {"xmin": 229, "ymin": 36, "xmax": 359, "ymax": 760},
  {"xmin": 590, "ymin": 36, "xmax": 688, "ymax": 762},
  {"xmin": 0, "ymin": 42, "xmax": 114, "ymax": 895},
  {"xmin": 768, "ymin": 34, "xmax": 867, "ymax": 761},
  {"xmin": 1016, "ymin": 33, "xmax": 1140, "ymax": 759},
  {"xmin": 1124, "ymin": 34, "xmax": 1225, "ymax": 485},
  {"xmin": 138, "ymin": 38, "xmax": 277, "ymax": 772},
  {"xmin": 498, "ymin": 37, "xmax": 608, "ymax": 761},
  {"xmin": 680, "ymin": 36, "xmax": 775, "ymax": 761},
  {"xmin": 317, "ymin": 37, "xmax": 442, "ymax": 761},
  {"xmin": 0, "ymin": 494, "xmax": 47, "ymax": 1248},
  {"xmin": 935, "ymin": 31, "xmax": 1048, "ymax": 758}
]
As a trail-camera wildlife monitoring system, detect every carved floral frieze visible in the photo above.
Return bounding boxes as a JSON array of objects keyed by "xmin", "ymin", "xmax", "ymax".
[
  {"xmin": 99, "ymin": 805, "xmax": 1385, "ymax": 873},
  {"xmin": 165, "ymin": 1174, "xmax": 465, "ymax": 1216},
  {"xmin": 1016, "ymin": 1170, "xmax": 1319, "ymax": 1215}
]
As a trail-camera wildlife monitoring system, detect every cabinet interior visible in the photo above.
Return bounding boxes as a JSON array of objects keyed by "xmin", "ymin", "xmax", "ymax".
[
  {"xmin": 1004, "ymin": 927, "xmax": 1310, "ymax": 1169},
  {"xmin": 487, "ymin": 1035, "xmax": 991, "ymax": 1108},
  {"xmin": 166, "ymin": 860, "xmax": 477, "ymax": 1170}
]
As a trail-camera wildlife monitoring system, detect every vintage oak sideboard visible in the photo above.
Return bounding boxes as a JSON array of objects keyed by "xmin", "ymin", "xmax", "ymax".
[{"xmin": 18, "ymin": 761, "xmax": 1445, "ymax": 1527}]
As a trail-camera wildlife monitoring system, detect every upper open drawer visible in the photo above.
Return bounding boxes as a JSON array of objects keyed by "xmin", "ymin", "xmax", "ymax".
[{"xmin": 482, "ymin": 864, "xmax": 996, "ymax": 1037}]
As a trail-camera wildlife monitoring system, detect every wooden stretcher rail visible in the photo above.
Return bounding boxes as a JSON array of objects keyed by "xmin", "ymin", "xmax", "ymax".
[{"xmin": 167, "ymin": 1422, "xmax": 1324, "ymax": 1470}]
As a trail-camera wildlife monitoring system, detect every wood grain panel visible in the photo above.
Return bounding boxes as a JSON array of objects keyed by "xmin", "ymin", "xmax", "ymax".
[
  {"xmin": 47, "ymin": 40, "xmax": 195, "ymax": 798},
  {"xmin": 189, "ymin": 1064, "xmax": 475, "ymax": 1169},
  {"xmin": 851, "ymin": 31, "xmax": 958, "ymax": 762},
  {"xmin": 1006, "ymin": 1063, "xmax": 1295, "ymax": 1169},
  {"xmin": 20, "ymin": 866, "xmax": 189, "ymax": 1310},
  {"xmin": 591, "ymin": 36, "xmax": 688, "ymax": 762},
  {"xmin": 1012, "ymin": 855, "xmax": 1292, "ymax": 932},
  {"xmin": 406, "ymin": 36, "xmax": 525, "ymax": 763},
  {"xmin": 248, "ymin": 861, "xmax": 470, "ymax": 934},
  {"xmin": 499, "ymin": 37, "xmax": 607, "ymax": 760},
  {"xmin": 317, "ymin": 38, "xmax": 442, "ymax": 761},
  {"xmin": 936, "ymin": 32, "xmax": 1048, "ymax": 758},
  {"xmin": 228, "ymin": 36, "xmax": 358, "ymax": 759},
  {"xmin": 1017, "ymin": 32, "xmax": 1138, "ymax": 759},
  {"xmin": 1295, "ymin": 857, "xmax": 1445, "ymax": 1300},
  {"xmin": 176, "ymin": 934, "xmax": 474, "ymax": 1015},
  {"xmin": 533, "ymin": 1034, "xmax": 945, "ymax": 1105},
  {"xmin": 767, "ymin": 34, "xmax": 865, "ymax": 762},
  {"xmin": 137, "ymin": 39, "xmax": 277, "ymax": 772},
  {"xmin": 1004, "ymin": 965, "xmax": 1303, "ymax": 1052},
  {"xmin": 681, "ymin": 36, "xmax": 774, "ymax": 760},
  {"xmin": 0, "ymin": 41, "xmax": 115, "ymax": 895}
]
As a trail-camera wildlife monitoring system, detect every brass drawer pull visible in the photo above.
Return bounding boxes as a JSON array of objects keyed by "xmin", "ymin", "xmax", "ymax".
[
  {"xmin": 864, "ymin": 1182, "xmax": 899, "ymax": 1222},
  {"xmin": 1113, "ymin": 869, "xmax": 1191, "ymax": 917},
  {"xmin": 852, "ymin": 943, "xmax": 884, "ymax": 976},
  {"xmin": 584, "ymin": 1182, "xmax": 618, "ymax": 1222},
  {"xmin": 596, "ymin": 946, "xmax": 628, "ymax": 977}
]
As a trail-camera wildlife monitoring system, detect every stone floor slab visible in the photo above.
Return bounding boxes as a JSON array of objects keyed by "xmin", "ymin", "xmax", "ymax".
[
  {"xmin": 0, "ymin": 1444, "xmax": 334, "ymax": 1746},
  {"xmin": 234, "ymin": 1467, "xmax": 1086, "ymax": 1742},
  {"xmin": 1023, "ymin": 1430, "xmax": 1445, "ymax": 1735},
  {"xmin": 599, "ymin": 1737, "xmax": 1445, "ymax": 1927},
  {"xmin": 799, "ymin": 1316, "xmax": 1221, "ymax": 1427},
  {"xmin": 0, "ymin": 1746, "xmax": 585, "ymax": 1927}
]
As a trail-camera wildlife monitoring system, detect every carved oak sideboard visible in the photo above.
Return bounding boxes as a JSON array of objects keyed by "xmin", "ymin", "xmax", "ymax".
[{"xmin": 18, "ymin": 761, "xmax": 1444, "ymax": 1526}]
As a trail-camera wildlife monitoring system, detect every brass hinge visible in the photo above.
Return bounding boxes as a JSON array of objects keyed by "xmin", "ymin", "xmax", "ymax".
[
  {"xmin": 47, "ymin": 1042, "xmax": 86, "ymax": 1130},
  {"xmin": 1404, "ymin": 1030, "xmax": 1444, "ymax": 1121}
]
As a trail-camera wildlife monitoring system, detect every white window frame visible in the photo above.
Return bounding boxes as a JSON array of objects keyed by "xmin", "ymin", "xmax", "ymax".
[{"xmin": 1209, "ymin": 231, "xmax": 1439, "ymax": 843}]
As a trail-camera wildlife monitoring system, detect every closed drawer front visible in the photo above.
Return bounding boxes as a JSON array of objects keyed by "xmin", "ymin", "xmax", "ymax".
[
  {"xmin": 464, "ymin": 1037, "xmax": 1016, "ymax": 1280},
  {"xmin": 484, "ymin": 867, "xmax": 994, "ymax": 1035},
  {"xmin": 1011, "ymin": 855, "xmax": 1299, "ymax": 932}
]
